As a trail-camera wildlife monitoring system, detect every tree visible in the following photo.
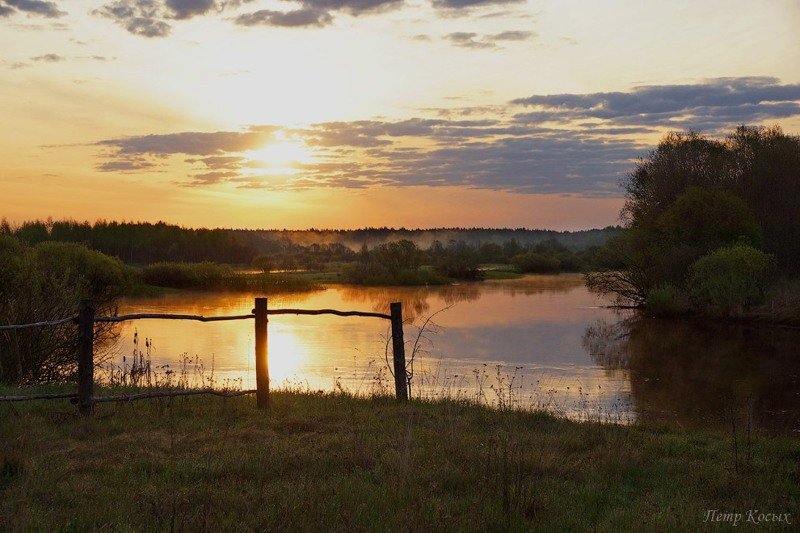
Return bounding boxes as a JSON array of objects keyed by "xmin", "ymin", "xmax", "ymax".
[{"xmin": 590, "ymin": 126, "xmax": 800, "ymax": 309}]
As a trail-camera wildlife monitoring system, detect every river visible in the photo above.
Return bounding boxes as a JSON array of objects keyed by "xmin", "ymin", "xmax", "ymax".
[{"xmin": 115, "ymin": 274, "xmax": 800, "ymax": 432}]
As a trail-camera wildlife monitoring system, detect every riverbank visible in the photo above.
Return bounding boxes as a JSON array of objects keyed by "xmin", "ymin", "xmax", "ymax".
[{"xmin": 1, "ymin": 389, "xmax": 797, "ymax": 530}]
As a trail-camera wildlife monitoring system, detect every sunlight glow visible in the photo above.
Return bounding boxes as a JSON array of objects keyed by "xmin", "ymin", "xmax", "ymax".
[
  {"xmin": 244, "ymin": 135, "xmax": 314, "ymax": 174},
  {"xmin": 267, "ymin": 325, "xmax": 310, "ymax": 385}
]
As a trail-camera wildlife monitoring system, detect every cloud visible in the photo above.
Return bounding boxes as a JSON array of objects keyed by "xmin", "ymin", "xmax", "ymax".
[
  {"xmin": 490, "ymin": 30, "xmax": 534, "ymax": 41},
  {"xmin": 187, "ymin": 155, "xmax": 249, "ymax": 169},
  {"xmin": 444, "ymin": 32, "xmax": 495, "ymax": 49},
  {"xmin": 31, "ymin": 53, "xmax": 64, "ymax": 62},
  {"xmin": 93, "ymin": 0, "xmax": 220, "ymax": 37},
  {"xmin": 234, "ymin": 8, "xmax": 333, "ymax": 28},
  {"xmin": 432, "ymin": 0, "xmax": 524, "ymax": 10},
  {"xmin": 96, "ymin": 157, "xmax": 158, "ymax": 172},
  {"xmin": 182, "ymin": 170, "xmax": 239, "ymax": 186},
  {"xmin": 165, "ymin": 0, "xmax": 214, "ymax": 19},
  {"xmin": 96, "ymin": 126, "xmax": 278, "ymax": 156},
  {"xmin": 443, "ymin": 30, "xmax": 535, "ymax": 49},
  {"xmin": 233, "ymin": 0, "xmax": 402, "ymax": 29},
  {"xmin": 299, "ymin": 0, "xmax": 404, "ymax": 16},
  {"xmin": 511, "ymin": 77, "xmax": 800, "ymax": 131},
  {"xmin": 1, "ymin": 0, "xmax": 66, "ymax": 18},
  {"xmin": 93, "ymin": 78, "xmax": 800, "ymax": 196}
]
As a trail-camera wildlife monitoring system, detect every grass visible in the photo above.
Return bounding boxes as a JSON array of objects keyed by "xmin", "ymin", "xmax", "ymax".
[
  {"xmin": 1, "ymin": 387, "xmax": 798, "ymax": 531},
  {"xmin": 481, "ymin": 263, "xmax": 524, "ymax": 280}
]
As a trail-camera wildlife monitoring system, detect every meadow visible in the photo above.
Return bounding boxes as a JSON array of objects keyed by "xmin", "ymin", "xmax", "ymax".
[{"xmin": 1, "ymin": 387, "xmax": 798, "ymax": 531}]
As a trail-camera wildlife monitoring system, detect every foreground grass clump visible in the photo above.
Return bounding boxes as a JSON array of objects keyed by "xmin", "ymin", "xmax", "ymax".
[{"xmin": 1, "ymin": 390, "xmax": 798, "ymax": 530}]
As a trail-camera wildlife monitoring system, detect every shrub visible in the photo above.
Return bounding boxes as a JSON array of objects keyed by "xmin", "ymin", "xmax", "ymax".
[
  {"xmin": 645, "ymin": 284, "xmax": 687, "ymax": 317},
  {"xmin": 433, "ymin": 241, "xmax": 484, "ymax": 280},
  {"xmin": 0, "ymin": 238, "xmax": 123, "ymax": 384},
  {"xmin": 141, "ymin": 262, "xmax": 233, "ymax": 289},
  {"xmin": 251, "ymin": 254, "xmax": 273, "ymax": 273},
  {"xmin": 687, "ymin": 244, "xmax": 774, "ymax": 317},
  {"xmin": 511, "ymin": 252, "xmax": 561, "ymax": 274}
]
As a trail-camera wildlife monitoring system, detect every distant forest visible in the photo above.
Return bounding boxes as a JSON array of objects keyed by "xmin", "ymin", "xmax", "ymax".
[{"xmin": 1, "ymin": 219, "xmax": 621, "ymax": 266}]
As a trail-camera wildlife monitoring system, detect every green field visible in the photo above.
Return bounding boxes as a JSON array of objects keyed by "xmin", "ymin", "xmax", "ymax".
[{"xmin": 1, "ymin": 388, "xmax": 797, "ymax": 531}]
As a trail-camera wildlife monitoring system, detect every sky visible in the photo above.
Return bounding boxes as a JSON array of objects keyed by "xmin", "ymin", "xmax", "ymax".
[{"xmin": 1, "ymin": 0, "xmax": 799, "ymax": 230}]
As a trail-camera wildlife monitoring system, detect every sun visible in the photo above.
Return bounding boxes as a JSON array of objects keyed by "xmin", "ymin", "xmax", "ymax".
[{"xmin": 244, "ymin": 134, "xmax": 314, "ymax": 173}]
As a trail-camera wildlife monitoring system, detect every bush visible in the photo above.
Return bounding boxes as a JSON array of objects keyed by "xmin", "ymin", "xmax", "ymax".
[
  {"xmin": 141, "ymin": 262, "xmax": 233, "ymax": 289},
  {"xmin": 33, "ymin": 241, "xmax": 134, "ymax": 299},
  {"xmin": 645, "ymin": 284, "xmax": 687, "ymax": 317},
  {"xmin": 0, "ymin": 238, "xmax": 124, "ymax": 384},
  {"xmin": 511, "ymin": 252, "xmax": 561, "ymax": 274},
  {"xmin": 687, "ymin": 244, "xmax": 774, "ymax": 317},
  {"xmin": 251, "ymin": 254, "xmax": 273, "ymax": 273},
  {"xmin": 433, "ymin": 241, "xmax": 484, "ymax": 280}
]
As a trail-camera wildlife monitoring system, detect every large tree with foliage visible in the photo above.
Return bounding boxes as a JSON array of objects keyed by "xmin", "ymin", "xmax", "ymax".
[{"xmin": 588, "ymin": 125, "xmax": 798, "ymax": 309}]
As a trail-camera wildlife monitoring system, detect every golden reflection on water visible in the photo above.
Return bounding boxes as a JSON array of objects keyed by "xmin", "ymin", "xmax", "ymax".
[
  {"xmin": 115, "ymin": 275, "xmax": 632, "ymax": 420},
  {"xmin": 113, "ymin": 275, "xmax": 800, "ymax": 430}
]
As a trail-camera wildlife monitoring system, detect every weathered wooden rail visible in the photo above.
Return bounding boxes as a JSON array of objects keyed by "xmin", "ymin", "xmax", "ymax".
[{"xmin": 0, "ymin": 298, "xmax": 408, "ymax": 414}]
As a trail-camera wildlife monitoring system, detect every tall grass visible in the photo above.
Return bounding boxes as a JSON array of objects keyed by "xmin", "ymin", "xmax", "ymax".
[{"xmin": 1, "ymin": 387, "xmax": 797, "ymax": 530}]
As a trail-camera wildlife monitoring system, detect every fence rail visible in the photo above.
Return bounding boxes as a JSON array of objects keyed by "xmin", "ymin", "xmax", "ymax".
[
  {"xmin": 0, "ymin": 316, "xmax": 78, "ymax": 331},
  {"xmin": 0, "ymin": 298, "xmax": 408, "ymax": 412}
]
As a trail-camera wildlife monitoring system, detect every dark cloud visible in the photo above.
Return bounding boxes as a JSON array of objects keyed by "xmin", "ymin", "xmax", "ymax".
[
  {"xmin": 432, "ymin": 0, "xmax": 524, "ymax": 10},
  {"xmin": 93, "ymin": 0, "xmax": 220, "ymax": 37},
  {"xmin": 93, "ymin": 78, "xmax": 800, "ymax": 196},
  {"xmin": 443, "ymin": 30, "xmax": 534, "ymax": 49},
  {"xmin": 97, "ymin": 157, "xmax": 158, "ymax": 172},
  {"xmin": 490, "ymin": 30, "xmax": 534, "ymax": 41},
  {"xmin": 93, "ymin": 1, "xmax": 171, "ymax": 37},
  {"xmin": 234, "ymin": 8, "xmax": 332, "ymax": 28},
  {"xmin": 96, "ymin": 126, "xmax": 278, "ymax": 156},
  {"xmin": 444, "ymin": 32, "xmax": 495, "ymax": 49},
  {"xmin": 233, "ymin": 0, "xmax": 402, "ymax": 29},
  {"xmin": 165, "ymin": 0, "xmax": 214, "ymax": 19},
  {"xmin": 2, "ymin": 0, "xmax": 66, "ymax": 18},
  {"xmin": 511, "ymin": 77, "xmax": 800, "ymax": 131},
  {"xmin": 31, "ymin": 53, "xmax": 64, "ymax": 62},
  {"xmin": 182, "ymin": 170, "xmax": 239, "ymax": 186},
  {"xmin": 187, "ymin": 155, "xmax": 248, "ymax": 169},
  {"xmin": 299, "ymin": 0, "xmax": 403, "ymax": 16}
]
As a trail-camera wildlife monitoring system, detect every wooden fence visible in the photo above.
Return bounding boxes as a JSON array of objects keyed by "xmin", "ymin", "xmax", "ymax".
[{"xmin": 0, "ymin": 298, "xmax": 408, "ymax": 414}]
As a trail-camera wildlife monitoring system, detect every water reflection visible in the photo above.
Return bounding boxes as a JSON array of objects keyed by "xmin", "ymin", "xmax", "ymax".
[
  {"xmin": 584, "ymin": 317, "xmax": 800, "ymax": 432},
  {"xmin": 114, "ymin": 276, "xmax": 800, "ymax": 432},
  {"xmin": 337, "ymin": 284, "xmax": 481, "ymax": 321}
]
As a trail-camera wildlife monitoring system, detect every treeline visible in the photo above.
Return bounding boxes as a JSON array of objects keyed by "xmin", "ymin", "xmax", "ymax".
[
  {"xmin": 342, "ymin": 238, "xmax": 611, "ymax": 285},
  {"xmin": 1, "ymin": 219, "xmax": 620, "ymax": 267},
  {"xmin": 234, "ymin": 226, "xmax": 621, "ymax": 254},
  {"xmin": 588, "ymin": 125, "xmax": 800, "ymax": 319},
  {"xmin": 3, "ymin": 220, "xmax": 254, "ymax": 264}
]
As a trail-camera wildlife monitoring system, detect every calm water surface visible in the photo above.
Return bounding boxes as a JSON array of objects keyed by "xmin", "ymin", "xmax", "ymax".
[{"xmin": 116, "ymin": 275, "xmax": 800, "ymax": 431}]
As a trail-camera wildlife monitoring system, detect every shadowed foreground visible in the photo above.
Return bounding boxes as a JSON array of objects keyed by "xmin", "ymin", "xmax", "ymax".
[{"xmin": 1, "ymin": 389, "xmax": 798, "ymax": 531}]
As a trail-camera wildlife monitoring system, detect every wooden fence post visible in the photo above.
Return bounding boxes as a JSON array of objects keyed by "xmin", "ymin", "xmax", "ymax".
[
  {"xmin": 255, "ymin": 297, "xmax": 269, "ymax": 408},
  {"xmin": 77, "ymin": 299, "xmax": 95, "ymax": 416},
  {"xmin": 390, "ymin": 302, "xmax": 408, "ymax": 401}
]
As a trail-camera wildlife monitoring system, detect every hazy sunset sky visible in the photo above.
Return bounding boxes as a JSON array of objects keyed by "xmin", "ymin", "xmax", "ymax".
[{"xmin": 2, "ymin": 0, "xmax": 799, "ymax": 229}]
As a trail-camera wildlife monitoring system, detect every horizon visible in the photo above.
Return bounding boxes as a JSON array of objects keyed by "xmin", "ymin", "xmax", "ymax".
[
  {"xmin": 2, "ymin": 216, "xmax": 622, "ymax": 233},
  {"xmin": 2, "ymin": 1, "xmax": 799, "ymax": 229}
]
